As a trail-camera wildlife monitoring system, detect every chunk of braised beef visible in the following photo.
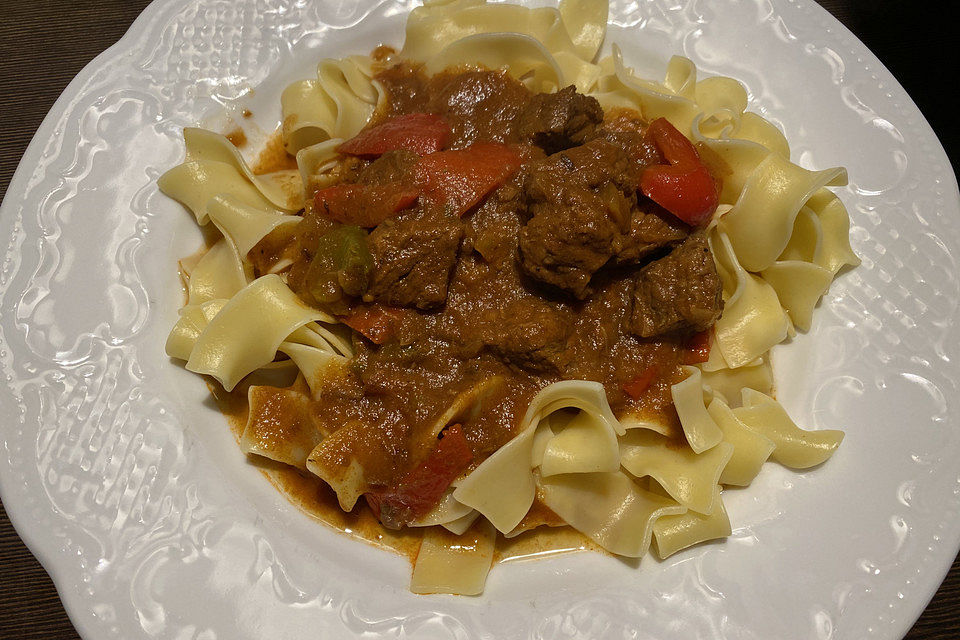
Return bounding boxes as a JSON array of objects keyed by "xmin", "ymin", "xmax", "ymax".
[
  {"xmin": 517, "ymin": 139, "xmax": 636, "ymax": 298},
  {"xmin": 518, "ymin": 202, "xmax": 620, "ymax": 298},
  {"xmin": 427, "ymin": 70, "xmax": 533, "ymax": 146},
  {"xmin": 629, "ymin": 233, "xmax": 724, "ymax": 338},
  {"xmin": 482, "ymin": 300, "xmax": 573, "ymax": 374},
  {"xmin": 357, "ymin": 149, "xmax": 420, "ymax": 187},
  {"xmin": 516, "ymin": 85, "xmax": 603, "ymax": 154},
  {"xmin": 588, "ymin": 122, "xmax": 664, "ymax": 176},
  {"xmin": 615, "ymin": 199, "xmax": 690, "ymax": 265},
  {"xmin": 367, "ymin": 216, "xmax": 463, "ymax": 310}
]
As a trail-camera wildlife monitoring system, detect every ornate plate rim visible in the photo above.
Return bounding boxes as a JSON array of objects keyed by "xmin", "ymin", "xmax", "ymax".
[{"xmin": 2, "ymin": 0, "xmax": 959, "ymax": 638}]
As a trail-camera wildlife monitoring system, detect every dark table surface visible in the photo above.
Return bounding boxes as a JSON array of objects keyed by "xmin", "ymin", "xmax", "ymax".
[{"xmin": 1, "ymin": 1, "xmax": 958, "ymax": 638}]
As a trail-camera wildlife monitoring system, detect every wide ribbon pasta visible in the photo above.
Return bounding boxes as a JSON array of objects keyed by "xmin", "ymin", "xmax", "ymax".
[
  {"xmin": 652, "ymin": 486, "xmax": 732, "ymax": 559},
  {"xmin": 403, "ymin": 0, "xmax": 602, "ymax": 92},
  {"xmin": 206, "ymin": 195, "xmax": 302, "ymax": 260},
  {"xmin": 280, "ymin": 56, "xmax": 383, "ymax": 154},
  {"xmin": 709, "ymin": 229, "xmax": 790, "ymax": 368},
  {"xmin": 720, "ymin": 152, "xmax": 847, "ymax": 273},
  {"xmin": 165, "ymin": 299, "xmax": 228, "ymax": 361},
  {"xmin": 410, "ymin": 520, "xmax": 496, "ymax": 595},
  {"xmin": 539, "ymin": 409, "xmax": 620, "ymax": 476},
  {"xmin": 453, "ymin": 379, "xmax": 622, "ymax": 533},
  {"xmin": 184, "ymin": 275, "xmax": 336, "ymax": 391},
  {"xmin": 733, "ymin": 389, "xmax": 844, "ymax": 469},
  {"xmin": 538, "ymin": 470, "xmax": 686, "ymax": 558},
  {"xmin": 706, "ymin": 397, "xmax": 776, "ymax": 486},
  {"xmin": 670, "ymin": 366, "xmax": 723, "ymax": 454},
  {"xmin": 182, "ymin": 238, "xmax": 251, "ymax": 306},
  {"xmin": 619, "ymin": 430, "xmax": 732, "ymax": 515}
]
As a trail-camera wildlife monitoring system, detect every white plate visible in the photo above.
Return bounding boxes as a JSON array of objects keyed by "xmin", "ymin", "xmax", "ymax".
[{"xmin": 1, "ymin": 1, "xmax": 958, "ymax": 638}]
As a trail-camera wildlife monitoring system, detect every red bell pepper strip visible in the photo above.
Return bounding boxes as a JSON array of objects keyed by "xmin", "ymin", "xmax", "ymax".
[
  {"xmin": 314, "ymin": 182, "xmax": 419, "ymax": 227},
  {"xmin": 341, "ymin": 305, "xmax": 405, "ymax": 344},
  {"xmin": 680, "ymin": 330, "xmax": 712, "ymax": 364},
  {"xmin": 337, "ymin": 113, "xmax": 450, "ymax": 158},
  {"xmin": 414, "ymin": 142, "xmax": 522, "ymax": 216},
  {"xmin": 639, "ymin": 118, "xmax": 720, "ymax": 226},
  {"xmin": 623, "ymin": 366, "xmax": 659, "ymax": 400},
  {"xmin": 366, "ymin": 423, "xmax": 474, "ymax": 528}
]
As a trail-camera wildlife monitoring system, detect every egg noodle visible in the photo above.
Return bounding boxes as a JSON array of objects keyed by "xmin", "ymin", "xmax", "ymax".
[{"xmin": 160, "ymin": 0, "xmax": 858, "ymax": 595}]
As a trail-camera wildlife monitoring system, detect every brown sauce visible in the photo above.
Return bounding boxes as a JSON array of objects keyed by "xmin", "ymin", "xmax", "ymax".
[
  {"xmin": 225, "ymin": 126, "xmax": 247, "ymax": 148},
  {"xmin": 252, "ymin": 129, "xmax": 298, "ymax": 174}
]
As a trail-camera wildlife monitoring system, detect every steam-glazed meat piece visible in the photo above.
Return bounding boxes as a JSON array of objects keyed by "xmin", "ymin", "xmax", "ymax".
[
  {"xmin": 630, "ymin": 233, "xmax": 724, "ymax": 337},
  {"xmin": 518, "ymin": 200, "xmax": 620, "ymax": 299},
  {"xmin": 517, "ymin": 139, "xmax": 635, "ymax": 298},
  {"xmin": 615, "ymin": 200, "xmax": 690, "ymax": 264},
  {"xmin": 482, "ymin": 300, "xmax": 573, "ymax": 374},
  {"xmin": 367, "ymin": 217, "xmax": 463, "ymax": 310},
  {"xmin": 587, "ymin": 120, "xmax": 664, "ymax": 176},
  {"xmin": 516, "ymin": 85, "xmax": 604, "ymax": 154},
  {"xmin": 357, "ymin": 149, "xmax": 419, "ymax": 187},
  {"xmin": 429, "ymin": 70, "xmax": 534, "ymax": 146}
]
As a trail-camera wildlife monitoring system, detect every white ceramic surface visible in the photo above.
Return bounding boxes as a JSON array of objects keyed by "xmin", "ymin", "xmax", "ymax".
[{"xmin": 1, "ymin": 1, "xmax": 958, "ymax": 638}]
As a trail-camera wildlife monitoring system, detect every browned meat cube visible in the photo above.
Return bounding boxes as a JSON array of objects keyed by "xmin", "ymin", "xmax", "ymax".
[
  {"xmin": 518, "ymin": 199, "xmax": 620, "ymax": 298},
  {"xmin": 482, "ymin": 300, "xmax": 573, "ymax": 374},
  {"xmin": 615, "ymin": 200, "xmax": 690, "ymax": 265},
  {"xmin": 516, "ymin": 85, "xmax": 604, "ymax": 154},
  {"xmin": 357, "ymin": 149, "xmax": 420, "ymax": 187},
  {"xmin": 367, "ymin": 217, "xmax": 463, "ymax": 310},
  {"xmin": 517, "ymin": 140, "xmax": 635, "ymax": 298},
  {"xmin": 630, "ymin": 233, "xmax": 724, "ymax": 337}
]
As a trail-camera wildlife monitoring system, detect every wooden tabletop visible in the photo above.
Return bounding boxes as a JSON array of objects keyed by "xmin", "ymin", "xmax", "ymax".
[{"xmin": 1, "ymin": 0, "xmax": 957, "ymax": 638}]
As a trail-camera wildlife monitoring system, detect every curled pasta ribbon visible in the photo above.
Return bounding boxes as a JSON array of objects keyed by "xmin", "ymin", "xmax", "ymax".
[
  {"xmin": 802, "ymin": 189, "xmax": 861, "ymax": 275},
  {"xmin": 709, "ymin": 228, "xmax": 790, "ymax": 368},
  {"xmin": 760, "ymin": 260, "xmax": 834, "ymax": 332},
  {"xmin": 277, "ymin": 335, "xmax": 349, "ymax": 396},
  {"xmin": 159, "ymin": 160, "xmax": 274, "ymax": 226},
  {"xmin": 403, "ymin": 0, "xmax": 603, "ymax": 92},
  {"xmin": 652, "ymin": 485, "xmax": 731, "ymax": 559},
  {"xmin": 558, "ymin": 0, "xmax": 608, "ymax": 61},
  {"xmin": 296, "ymin": 138, "xmax": 344, "ymax": 196},
  {"xmin": 720, "ymin": 152, "xmax": 847, "ymax": 273},
  {"xmin": 733, "ymin": 112, "xmax": 791, "ymax": 157},
  {"xmin": 733, "ymin": 389, "xmax": 844, "ymax": 469},
  {"xmin": 183, "ymin": 275, "xmax": 338, "ymax": 391},
  {"xmin": 539, "ymin": 408, "xmax": 620, "ymax": 476},
  {"xmin": 592, "ymin": 48, "xmax": 700, "ymax": 136},
  {"xmin": 158, "ymin": 128, "xmax": 302, "ymax": 225},
  {"xmin": 453, "ymin": 380, "xmax": 622, "ymax": 533},
  {"xmin": 165, "ymin": 299, "xmax": 228, "ymax": 361},
  {"xmin": 706, "ymin": 397, "xmax": 776, "ymax": 486},
  {"xmin": 698, "ymin": 139, "xmax": 773, "ymax": 205},
  {"xmin": 539, "ymin": 470, "xmax": 686, "ymax": 558},
  {"xmin": 519, "ymin": 379, "xmax": 622, "ymax": 435},
  {"xmin": 700, "ymin": 357, "xmax": 773, "ymax": 407},
  {"xmin": 306, "ymin": 421, "xmax": 371, "ymax": 511},
  {"xmin": 206, "ymin": 195, "xmax": 302, "ymax": 260},
  {"xmin": 425, "ymin": 32, "xmax": 562, "ymax": 91},
  {"xmin": 671, "ymin": 366, "xmax": 724, "ymax": 454},
  {"xmin": 411, "ymin": 488, "xmax": 480, "ymax": 536},
  {"xmin": 619, "ymin": 429, "xmax": 732, "ymax": 515},
  {"xmin": 182, "ymin": 237, "xmax": 252, "ymax": 306},
  {"xmin": 453, "ymin": 422, "xmax": 538, "ymax": 533},
  {"xmin": 280, "ymin": 55, "xmax": 383, "ymax": 154}
]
